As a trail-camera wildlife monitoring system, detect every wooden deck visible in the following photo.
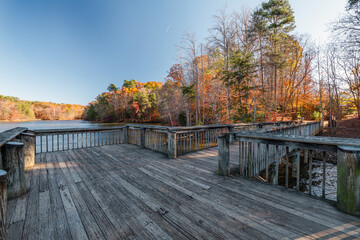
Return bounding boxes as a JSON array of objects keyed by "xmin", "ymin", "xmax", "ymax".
[{"xmin": 8, "ymin": 144, "xmax": 360, "ymax": 240}]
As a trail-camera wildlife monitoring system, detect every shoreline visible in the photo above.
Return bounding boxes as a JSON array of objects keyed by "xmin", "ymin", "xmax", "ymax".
[
  {"xmin": 0, "ymin": 119, "xmax": 41, "ymax": 123},
  {"xmin": 0, "ymin": 119, "xmax": 82, "ymax": 123}
]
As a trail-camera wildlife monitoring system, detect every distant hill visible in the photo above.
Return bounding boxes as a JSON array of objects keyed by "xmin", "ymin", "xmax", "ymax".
[{"xmin": 0, "ymin": 95, "xmax": 85, "ymax": 121}]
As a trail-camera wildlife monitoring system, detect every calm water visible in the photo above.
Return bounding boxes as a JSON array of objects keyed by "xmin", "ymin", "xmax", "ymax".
[{"xmin": 0, "ymin": 120, "xmax": 127, "ymax": 132}]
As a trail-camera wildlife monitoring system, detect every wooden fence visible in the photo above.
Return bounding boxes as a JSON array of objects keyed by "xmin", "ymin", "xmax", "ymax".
[
  {"xmin": 33, "ymin": 127, "xmax": 126, "ymax": 153},
  {"xmin": 218, "ymin": 121, "xmax": 360, "ymax": 216},
  {"xmin": 30, "ymin": 121, "xmax": 299, "ymax": 158}
]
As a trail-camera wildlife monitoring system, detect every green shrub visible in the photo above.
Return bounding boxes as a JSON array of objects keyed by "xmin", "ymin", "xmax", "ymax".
[{"xmin": 312, "ymin": 111, "xmax": 322, "ymax": 121}]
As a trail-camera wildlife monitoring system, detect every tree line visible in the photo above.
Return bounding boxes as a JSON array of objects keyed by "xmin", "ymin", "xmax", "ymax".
[
  {"xmin": 0, "ymin": 95, "xmax": 84, "ymax": 121},
  {"xmin": 83, "ymin": 0, "xmax": 360, "ymax": 129}
]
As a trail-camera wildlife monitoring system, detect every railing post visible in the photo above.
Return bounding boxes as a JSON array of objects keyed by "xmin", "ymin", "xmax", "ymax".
[
  {"xmin": 168, "ymin": 131, "xmax": 177, "ymax": 159},
  {"xmin": 20, "ymin": 132, "xmax": 35, "ymax": 169},
  {"xmin": 0, "ymin": 170, "xmax": 8, "ymax": 240},
  {"xmin": 337, "ymin": 145, "xmax": 360, "ymax": 216},
  {"xmin": 306, "ymin": 123, "xmax": 309, "ymax": 135},
  {"xmin": 228, "ymin": 126, "xmax": 234, "ymax": 144},
  {"xmin": 140, "ymin": 128, "xmax": 145, "ymax": 148},
  {"xmin": 1, "ymin": 142, "xmax": 26, "ymax": 199},
  {"xmin": 217, "ymin": 134, "xmax": 230, "ymax": 176},
  {"xmin": 123, "ymin": 126, "xmax": 129, "ymax": 144}
]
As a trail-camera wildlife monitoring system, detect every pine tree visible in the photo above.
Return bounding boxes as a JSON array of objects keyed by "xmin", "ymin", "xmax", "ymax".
[{"xmin": 254, "ymin": 0, "xmax": 295, "ymax": 111}]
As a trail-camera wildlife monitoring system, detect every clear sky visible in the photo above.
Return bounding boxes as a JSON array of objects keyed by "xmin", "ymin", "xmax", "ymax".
[{"xmin": 0, "ymin": 0, "xmax": 347, "ymax": 105}]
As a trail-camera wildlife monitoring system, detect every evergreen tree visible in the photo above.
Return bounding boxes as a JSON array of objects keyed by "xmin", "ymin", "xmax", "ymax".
[
  {"xmin": 254, "ymin": 0, "xmax": 295, "ymax": 110},
  {"xmin": 107, "ymin": 83, "xmax": 117, "ymax": 92}
]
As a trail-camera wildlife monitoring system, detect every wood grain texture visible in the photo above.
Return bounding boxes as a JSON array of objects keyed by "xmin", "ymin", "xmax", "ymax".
[
  {"xmin": 2, "ymin": 142, "xmax": 27, "ymax": 199},
  {"xmin": 7, "ymin": 144, "xmax": 360, "ymax": 239},
  {"xmin": 0, "ymin": 170, "xmax": 7, "ymax": 240}
]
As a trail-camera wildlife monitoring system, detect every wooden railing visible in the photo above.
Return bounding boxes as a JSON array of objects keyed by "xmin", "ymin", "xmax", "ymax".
[
  {"xmin": 234, "ymin": 122, "xmax": 321, "ymax": 178},
  {"xmin": 232, "ymin": 122, "xmax": 321, "ymax": 180},
  {"xmin": 31, "ymin": 121, "xmax": 300, "ymax": 157},
  {"xmin": 33, "ymin": 127, "xmax": 126, "ymax": 153},
  {"xmin": 144, "ymin": 129, "xmax": 168, "ymax": 154},
  {"xmin": 218, "ymin": 121, "xmax": 360, "ymax": 216},
  {"xmin": 174, "ymin": 128, "xmax": 229, "ymax": 156},
  {"xmin": 167, "ymin": 121, "xmax": 298, "ymax": 158}
]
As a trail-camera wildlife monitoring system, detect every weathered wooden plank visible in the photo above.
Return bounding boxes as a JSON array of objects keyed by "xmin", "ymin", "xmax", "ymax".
[
  {"xmin": 10, "ymin": 194, "xmax": 26, "ymax": 224},
  {"xmin": 59, "ymin": 187, "xmax": 89, "ymax": 240},
  {"xmin": 126, "ymin": 143, "xmax": 360, "ymax": 228},
  {"xmin": 38, "ymin": 191, "xmax": 53, "ymax": 239},
  {"xmin": 71, "ymin": 149, "xmax": 159, "ymax": 239},
  {"xmin": 21, "ymin": 159, "xmax": 40, "ymax": 240},
  {"xmin": 9, "ymin": 141, "xmax": 360, "ymax": 239},
  {"xmin": 75, "ymin": 181, "xmax": 124, "ymax": 240},
  {"xmin": 9, "ymin": 220, "xmax": 24, "ymax": 240},
  {"xmin": 137, "ymin": 167, "xmax": 297, "ymax": 239},
  {"xmin": 38, "ymin": 153, "xmax": 49, "ymax": 193},
  {"xmin": 88, "ymin": 147, "xmax": 253, "ymax": 239},
  {"xmin": 46, "ymin": 153, "xmax": 72, "ymax": 240},
  {"xmin": 144, "ymin": 157, "xmax": 352, "ymax": 237},
  {"xmin": 57, "ymin": 151, "xmax": 106, "ymax": 239}
]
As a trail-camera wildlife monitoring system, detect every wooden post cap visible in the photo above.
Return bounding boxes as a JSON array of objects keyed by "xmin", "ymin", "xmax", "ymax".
[
  {"xmin": 4, "ymin": 142, "xmax": 24, "ymax": 148},
  {"xmin": 21, "ymin": 132, "xmax": 35, "ymax": 137},
  {"xmin": 0, "ymin": 170, "xmax": 7, "ymax": 182}
]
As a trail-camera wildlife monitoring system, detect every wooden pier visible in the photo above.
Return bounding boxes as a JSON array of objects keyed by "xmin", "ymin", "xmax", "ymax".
[
  {"xmin": 8, "ymin": 144, "xmax": 360, "ymax": 239},
  {"xmin": 1, "ymin": 121, "xmax": 360, "ymax": 239}
]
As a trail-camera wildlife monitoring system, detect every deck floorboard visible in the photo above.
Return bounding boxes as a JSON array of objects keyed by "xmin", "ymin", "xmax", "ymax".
[{"xmin": 8, "ymin": 144, "xmax": 360, "ymax": 240}]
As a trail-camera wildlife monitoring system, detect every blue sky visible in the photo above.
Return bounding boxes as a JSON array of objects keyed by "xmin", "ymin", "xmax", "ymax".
[{"xmin": 0, "ymin": 0, "xmax": 347, "ymax": 105}]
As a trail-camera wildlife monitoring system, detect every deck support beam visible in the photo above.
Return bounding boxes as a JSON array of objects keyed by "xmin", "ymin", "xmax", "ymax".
[
  {"xmin": 123, "ymin": 126, "xmax": 128, "ymax": 144},
  {"xmin": 0, "ymin": 170, "xmax": 7, "ymax": 240},
  {"xmin": 168, "ymin": 132, "xmax": 176, "ymax": 159},
  {"xmin": 20, "ymin": 132, "xmax": 35, "ymax": 169},
  {"xmin": 228, "ymin": 126, "xmax": 234, "ymax": 144},
  {"xmin": 1, "ymin": 142, "xmax": 26, "ymax": 199},
  {"xmin": 140, "ymin": 128, "xmax": 145, "ymax": 148},
  {"xmin": 337, "ymin": 145, "xmax": 360, "ymax": 216},
  {"xmin": 218, "ymin": 134, "xmax": 230, "ymax": 176}
]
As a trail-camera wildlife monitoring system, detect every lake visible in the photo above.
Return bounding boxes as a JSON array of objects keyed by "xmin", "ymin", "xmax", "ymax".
[{"xmin": 0, "ymin": 120, "xmax": 127, "ymax": 132}]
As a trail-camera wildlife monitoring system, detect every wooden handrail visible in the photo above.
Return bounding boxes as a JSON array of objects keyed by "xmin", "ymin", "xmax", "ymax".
[
  {"xmin": 32, "ymin": 126, "xmax": 126, "ymax": 135},
  {"xmin": 29, "ymin": 121, "xmax": 298, "ymax": 156},
  {"xmin": 0, "ymin": 127, "xmax": 28, "ymax": 148},
  {"xmin": 218, "ymin": 121, "xmax": 360, "ymax": 216}
]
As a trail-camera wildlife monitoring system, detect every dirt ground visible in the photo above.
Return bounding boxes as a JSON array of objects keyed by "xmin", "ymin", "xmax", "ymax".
[{"xmin": 323, "ymin": 115, "xmax": 360, "ymax": 139}]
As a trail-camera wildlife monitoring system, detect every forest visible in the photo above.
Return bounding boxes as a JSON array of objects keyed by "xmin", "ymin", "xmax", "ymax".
[
  {"xmin": 0, "ymin": 95, "xmax": 84, "ymax": 121},
  {"xmin": 83, "ymin": 0, "xmax": 360, "ymax": 128}
]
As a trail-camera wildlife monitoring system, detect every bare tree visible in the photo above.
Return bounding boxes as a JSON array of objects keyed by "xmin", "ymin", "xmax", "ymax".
[
  {"xmin": 315, "ymin": 43, "xmax": 325, "ymax": 134},
  {"xmin": 208, "ymin": 8, "xmax": 237, "ymax": 123},
  {"xmin": 337, "ymin": 46, "xmax": 360, "ymax": 118},
  {"xmin": 333, "ymin": 2, "xmax": 360, "ymax": 50},
  {"xmin": 177, "ymin": 32, "xmax": 200, "ymax": 126}
]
